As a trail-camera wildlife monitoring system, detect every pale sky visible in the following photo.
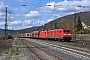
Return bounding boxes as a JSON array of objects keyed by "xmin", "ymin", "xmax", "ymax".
[{"xmin": 0, "ymin": 0, "xmax": 90, "ymax": 30}]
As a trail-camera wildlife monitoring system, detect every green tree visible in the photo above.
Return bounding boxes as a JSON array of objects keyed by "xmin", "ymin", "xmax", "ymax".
[{"xmin": 76, "ymin": 16, "xmax": 83, "ymax": 31}]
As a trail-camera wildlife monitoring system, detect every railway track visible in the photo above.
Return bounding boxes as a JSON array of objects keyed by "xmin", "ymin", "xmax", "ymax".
[
  {"xmin": 40, "ymin": 41, "xmax": 90, "ymax": 59},
  {"xmin": 24, "ymin": 38, "xmax": 90, "ymax": 60},
  {"xmin": 22, "ymin": 40, "xmax": 63, "ymax": 60}
]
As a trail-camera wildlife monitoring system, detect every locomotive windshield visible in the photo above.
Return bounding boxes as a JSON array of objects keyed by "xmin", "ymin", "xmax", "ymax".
[{"xmin": 63, "ymin": 30, "xmax": 70, "ymax": 32}]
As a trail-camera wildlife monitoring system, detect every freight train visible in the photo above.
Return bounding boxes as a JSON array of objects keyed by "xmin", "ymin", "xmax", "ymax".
[{"xmin": 17, "ymin": 28, "xmax": 72, "ymax": 41}]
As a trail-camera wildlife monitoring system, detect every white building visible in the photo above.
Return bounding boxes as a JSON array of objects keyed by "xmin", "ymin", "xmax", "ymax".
[{"xmin": 82, "ymin": 22, "xmax": 88, "ymax": 29}]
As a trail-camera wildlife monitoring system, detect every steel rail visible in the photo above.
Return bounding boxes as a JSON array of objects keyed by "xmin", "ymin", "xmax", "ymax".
[
  {"xmin": 31, "ymin": 39, "xmax": 90, "ymax": 59},
  {"xmin": 22, "ymin": 40, "xmax": 63, "ymax": 60}
]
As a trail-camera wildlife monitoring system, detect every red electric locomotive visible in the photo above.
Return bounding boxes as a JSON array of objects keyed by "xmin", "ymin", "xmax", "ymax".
[
  {"xmin": 17, "ymin": 28, "xmax": 72, "ymax": 42},
  {"xmin": 39, "ymin": 28, "xmax": 72, "ymax": 41}
]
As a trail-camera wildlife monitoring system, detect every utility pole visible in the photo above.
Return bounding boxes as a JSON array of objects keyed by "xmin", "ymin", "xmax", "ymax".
[
  {"xmin": 5, "ymin": 7, "xmax": 8, "ymax": 35},
  {"xmin": 73, "ymin": 13, "xmax": 76, "ymax": 40}
]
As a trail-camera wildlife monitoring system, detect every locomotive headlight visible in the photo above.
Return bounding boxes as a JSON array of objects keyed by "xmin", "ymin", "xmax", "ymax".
[{"xmin": 64, "ymin": 34, "xmax": 66, "ymax": 35}]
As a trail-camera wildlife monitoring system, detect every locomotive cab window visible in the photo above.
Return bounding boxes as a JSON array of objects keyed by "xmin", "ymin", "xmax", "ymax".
[{"xmin": 63, "ymin": 30, "xmax": 70, "ymax": 32}]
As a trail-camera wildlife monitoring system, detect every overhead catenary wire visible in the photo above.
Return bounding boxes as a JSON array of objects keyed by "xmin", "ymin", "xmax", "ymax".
[{"xmin": 33, "ymin": 0, "xmax": 42, "ymax": 11}]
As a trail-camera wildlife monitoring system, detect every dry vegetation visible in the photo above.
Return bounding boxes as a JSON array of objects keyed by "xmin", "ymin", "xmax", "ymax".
[{"xmin": 0, "ymin": 35, "xmax": 13, "ymax": 53}]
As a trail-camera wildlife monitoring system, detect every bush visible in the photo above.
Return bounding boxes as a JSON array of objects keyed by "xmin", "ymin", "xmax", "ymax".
[
  {"xmin": 0, "ymin": 53, "xmax": 2, "ymax": 56},
  {"xmin": 0, "ymin": 35, "xmax": 13, "ymax": 40},
  {"xmin": 76, "ymin": 29, "xmax": 89, "ymax": 34},
  {"xmin": 5, "ymin": 51, "xmax": 8, "ymax": 54},
  {"xmin": 7, "ymin": 35, "xmax": 13, "ymax": 39},
  {"xmin": 76, "ymin": 30, "xmax": 84, "ymax": 34},
  {"xmin": 11, "ymin": 49, "xmax": 15, "ymax": 53},
  {"xmin": 15, "ymin": 52, "xmax": 19, "ymax": 55}
]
